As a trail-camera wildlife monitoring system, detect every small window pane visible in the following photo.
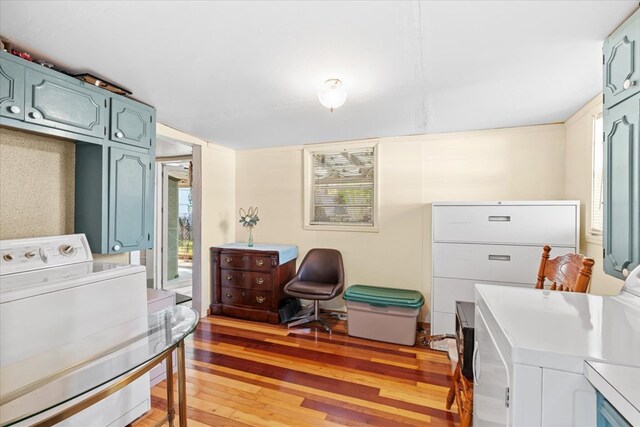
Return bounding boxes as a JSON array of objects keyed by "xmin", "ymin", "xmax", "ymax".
[
  {"xmin": 310, "ymin": 147, "xmax": 375, "ymax": 226},
  {"xmin": 591, "ymin": 114, "xmax": 604, "ymax": 235}
]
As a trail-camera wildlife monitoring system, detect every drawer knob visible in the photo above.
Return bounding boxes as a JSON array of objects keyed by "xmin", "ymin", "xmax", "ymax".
[
  {"xmin": 8, "ymin": 105, "xmax": 20, "ymax": 114},
  {"xmin": 226, "ymin": 274, "xmax": 233, "ymax": 281},
  {"xmin": 256, "ymin": 277, "xmax": 264, "ymax": 285},
  {"xmin": 29, "ymin": 110, "xmax": 42, "ymax": 120},
  {"xmin": 256, "ymin": 259, "xmax": 264, "ymax": 267},
  {"xmin": 241, "ymin": 290, "xmax": 246, "ymax": 297},
  {"xmin": 115, "ymin": 131, "xmax": 124, "ymax": 138},
  {"xmin": 225, "ymin": 293, "xmax": 232, "ymax": 299},
  {"xmin": 256, "ymin": 296, "xmax": 266, "ymax": 304},
  {"xmin": 225, "ymin": 257, "xmax": 232, "ymax": 263}
]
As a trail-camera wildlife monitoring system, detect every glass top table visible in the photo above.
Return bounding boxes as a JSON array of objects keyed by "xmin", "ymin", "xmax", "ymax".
[{"xmin": 0, "ymin": 305, "xmax": 198, "ymax": 426}]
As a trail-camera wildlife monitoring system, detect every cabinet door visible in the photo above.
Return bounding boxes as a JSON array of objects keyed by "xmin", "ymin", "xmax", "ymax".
[
  {"xmin": 0, "ymin": 56, "xmax": 25, "ymax": 120},
  {"xmin": 603, "ymin": 94, "xmax": 640, "ymax": 279},
  {"xmin": 25, "ymin": 68, "xmax": 107, "ymax": 138},
  {"xmin": 110, "ymin": 98, "xmax": 154, "ymax": 150},
  {"xmin": 604, "ymin": 10, "xmax": 640, "ymax": 109},
  {"xmin": 108, "ymin": 146, "xmax": 151, "ymax": 253}
]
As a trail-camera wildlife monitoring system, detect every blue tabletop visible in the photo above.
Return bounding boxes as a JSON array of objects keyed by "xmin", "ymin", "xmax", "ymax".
[{"xmin": 217, "ymin": 243, "xmax": 298, "ymax": 265}]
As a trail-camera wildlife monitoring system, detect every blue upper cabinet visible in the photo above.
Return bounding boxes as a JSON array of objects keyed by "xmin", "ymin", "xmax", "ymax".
[
  {"xmin": 603, "ymin": 94, "xmax": 639, "ymax": 279},
  {"xmin": 25, "ymin": 68, "xmax": 107, "ymax": 139},
  {"xmin": 604, "ymin": 9, "xmax": 640, "ymax": 109},
  {"xmin": 110, "ymin": 98, "xmax": 154, "ymax": 149},
  {"xmin": 108, "ymin": 146, "xmax": 152, "ymax": 253},
  {"xmin": 0, "ymin": 55, "xmax": 25, "ymax": 121},
  {"xmin": 603, "ymin": 9, "xmax": 640, "ymax": 280}
]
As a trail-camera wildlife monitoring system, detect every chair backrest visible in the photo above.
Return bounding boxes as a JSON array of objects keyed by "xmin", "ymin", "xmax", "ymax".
[
  {"xmin": 297, "ymin": 248, "xmax": 344, "ymax": 285},
  {"xmin": 535, "ymin": 245, "xmax": 595, "ymax": 293}
]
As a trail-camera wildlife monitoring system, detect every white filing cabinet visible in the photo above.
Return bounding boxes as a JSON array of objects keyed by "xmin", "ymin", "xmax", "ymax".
[
  {"xmin": 430, "ymin": 201, "xmax": 579, "ymax": 340},
  {"xmin": 147, "ymin": 289, "xmax": 176, "ymax": 386}
]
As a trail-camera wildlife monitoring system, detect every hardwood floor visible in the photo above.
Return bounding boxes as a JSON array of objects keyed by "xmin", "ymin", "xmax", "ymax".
[{"xmin": 134, "ymin": 315, "xmax": 460, "ymax": 426}]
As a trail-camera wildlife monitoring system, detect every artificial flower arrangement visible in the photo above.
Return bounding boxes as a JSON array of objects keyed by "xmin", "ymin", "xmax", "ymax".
[{"xmin": 239, "ymin": 207, "xmax": 259, "ymax": 247}]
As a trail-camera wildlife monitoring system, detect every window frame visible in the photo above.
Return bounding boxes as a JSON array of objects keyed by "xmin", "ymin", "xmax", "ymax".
[
  {"xmin": 303, "ymin": 141, "xmax": 379, "ymax": 232},
  {"xmin": 587, "ymin": 112, "xmax": 604, "ymax": 243}
]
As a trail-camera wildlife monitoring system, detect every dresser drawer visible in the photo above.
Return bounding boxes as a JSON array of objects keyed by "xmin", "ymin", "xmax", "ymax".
[
  {"xmin": 221, "ymin": 286, "xmax": 271, "ymax": 309},
  {"xmin": 219, "ymin": 252, "xmax": 272, "ymax": 272},
  {"xmin": 432, "ymin": 277, "xmax": 529, "ymax": 314},
  {"xmin": 432, "ymin": 205, "xmax": 577, "ymax": 246},
  {"xmin": 221, "ymin": 269, "xmax": 271, "ymax": 290},
  {"xmin": 433, "ymin": 243, "xmax": 574, "ymax": 284}
]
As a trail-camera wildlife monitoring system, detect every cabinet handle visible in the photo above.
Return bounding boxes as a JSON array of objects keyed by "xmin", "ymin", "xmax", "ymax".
[
  {"xmin": 113, "ymin": 244, "xmax": 121, "ymax": 251},
  {"xmin": 472, "ymin": 342, "xmax": 480, "ymax": 384},
  {"xmin": 255, "ymin": 259, "xmax": 264, "ymax": 267},
  {"xmin": 241, "ymin": 290, "xmax": 246, "ymax": 297},
  {"xmin": 488, "ymin": 254, "xmax": 511, "ymax": 261},
  {"xmin": 623, "ymin": 79, "xmax": 637, "ymax": 90},
  {"xmin": 8, "ymin": 105, "xmax": 20, "ymax": 114},
  {"xmin": 29, "ymin": 110, "xmax": 42, "ymax": 120},
  {"xmin": 115, "ymin": 131, "xmax": 124, "ymax": 138},
  {"xmin": 226, "ymin": 274, "xmax": 232, "ymax": 281},
  {"xmin": 256, "ymin": 277, "xmax": 264, "ymax": 285},
  {"xmin": 225, "ymin": 257, "xmax": 232, "ymax": 263},
  {"xmin": 225, "ymin": 293, "xmax": 232, "ymax": 299},
  {"xmin": 488, "ymin": 215, "xmax": 510, "ymax": 222},
  {"xmin": 623, "ymin": 268, "xmax": 629, "ymax": 278},
  {"xmin": 256, "ymin": 296, "xmax": 266, "ymax": 304}
]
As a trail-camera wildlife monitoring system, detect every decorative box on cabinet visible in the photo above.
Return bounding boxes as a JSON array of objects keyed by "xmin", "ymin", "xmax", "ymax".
[
  {"xmin": 210, "ymin": 244, "xmax": 298, "ymax": 324},
  {"xmin": 603, "ymin": 9, "xmax": 640, "ymax": 280},
  {"xmin": 147, "ymin": 289, "xmax": 177, "ymax": 387},
  {"xmin": 430, "ymin": 201, "xmax": 579, "ymax": 348}
]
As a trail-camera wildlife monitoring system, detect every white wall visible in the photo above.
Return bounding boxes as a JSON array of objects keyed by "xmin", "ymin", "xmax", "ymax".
[
  {"xmin": 235, "ymin": 124, "xmax": 567, "ymax": 320},
  {"xmin": 564, "ymin": 95, "xmax": 624, "ymax": 295}
]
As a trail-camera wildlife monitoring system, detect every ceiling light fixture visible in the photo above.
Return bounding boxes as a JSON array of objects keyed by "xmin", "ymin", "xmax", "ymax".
[{"xmin": 318, "ymin": 79, "xmax": 347, "ymax": 112}]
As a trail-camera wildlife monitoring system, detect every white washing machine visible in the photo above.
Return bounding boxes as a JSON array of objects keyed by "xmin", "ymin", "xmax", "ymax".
[
  {"xmin": 473, "ymin": 265, "xmax": 640, "ymax": 427},
  {"xmin": 0, "ymin": 234, "xmax": 150, "ymax": 426}
]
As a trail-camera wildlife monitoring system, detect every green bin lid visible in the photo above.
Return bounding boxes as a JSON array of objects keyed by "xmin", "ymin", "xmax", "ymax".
[{"xmin": 342, "ymin": 285, "xmax": 424, "ymax": 308}]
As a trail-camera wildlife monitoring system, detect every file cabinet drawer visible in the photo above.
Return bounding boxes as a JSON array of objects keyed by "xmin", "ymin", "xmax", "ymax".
[
  {"xmin": 433, "ymin": 243, "xmax": 574, "ymax": 284},
  {"xmin": 433, "ymin": 204, "xmax": 577, "ymax": 246}
]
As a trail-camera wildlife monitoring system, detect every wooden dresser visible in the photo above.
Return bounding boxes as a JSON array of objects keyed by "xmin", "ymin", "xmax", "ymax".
[{"xmin": 210, "ymin": 244, "xmax": 298, "ymax": 324}]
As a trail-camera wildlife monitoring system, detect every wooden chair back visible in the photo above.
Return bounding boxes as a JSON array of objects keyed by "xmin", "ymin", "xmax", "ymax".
[{"xmin": 535, "ymin": 245, "xmax": 595, "ymax": 293}]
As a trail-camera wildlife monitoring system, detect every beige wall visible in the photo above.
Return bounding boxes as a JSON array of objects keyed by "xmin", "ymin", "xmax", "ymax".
[
  {"xmin": 235, "ymin": 124, "xmax": 567, "ymax": 320},
  {"xmin": 0, "ymin": 127, "xmax": 127, "ymax": 263},
  {"xmin": 564, "ymin": 95, "xmax": 624, "ymax": 295}
]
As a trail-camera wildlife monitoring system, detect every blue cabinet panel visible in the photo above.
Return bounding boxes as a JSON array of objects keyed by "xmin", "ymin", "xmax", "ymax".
[
  {"xmin": 110, "ymin": 98, "xmax": 154, "ymax": 149},
  {"xmin": 604, "ymin": 9, "xmax": 640, "ymax": 109},
  {"xmin": 0, "ymin": 55, "xmax": 25, "ymax": 121},
  {"xmin": 25, "ymin": 68, "xmax": 107, "ymax": 139}
]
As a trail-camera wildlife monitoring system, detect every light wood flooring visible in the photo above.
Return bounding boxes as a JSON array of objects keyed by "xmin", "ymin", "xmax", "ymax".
[{"xmin": 133, "ymin": 315, "xmax": 459, "ymax": 426}]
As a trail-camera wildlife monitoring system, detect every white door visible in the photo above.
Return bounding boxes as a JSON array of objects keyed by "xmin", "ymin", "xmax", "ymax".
[{"xmin": 474, "ymin": 306, "xmax": 510, "ymax": 426}]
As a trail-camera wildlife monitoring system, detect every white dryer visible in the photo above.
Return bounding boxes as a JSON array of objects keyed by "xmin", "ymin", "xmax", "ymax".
[{"xmin": 0, "ymin": 234, "xmax": 150, "ymax": 426}]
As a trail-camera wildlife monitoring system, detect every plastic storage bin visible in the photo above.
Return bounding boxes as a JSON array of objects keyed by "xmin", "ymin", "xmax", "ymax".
[{"xmin": 343, "ymin": 285, "xmax": 424, "ymax": 346}]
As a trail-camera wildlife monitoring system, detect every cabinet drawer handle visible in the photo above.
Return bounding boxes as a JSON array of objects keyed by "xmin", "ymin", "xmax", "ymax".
[
  {"xmin": 256, "ymin": 296, "xmax": 266, "ymax": 304},
  {"xmin": 623, "ymin": 79, "xmax": 637, "ymax": 90},
  {"xmin": 8, "ymin": 105, "xmax": 20, "ymax": 114},
  {"xmin": 29, "ymin": 110, "xmax": 42, "ymax": 120},
  {"xmin": 256, "ymin": 277, "xmax": 264, "ymax": 285},
  {"xmin": 115, "ymin": 131, "xmax": 124, "ymax": 138},
  {"xmin": 255, "ymin": 259, "xmax": 264, "ymax": 267},
  {"xmin": 225, "ymin": 257, "xmax": 232, "ymax": 263},
  {"xmin": 225, "ymin": 293, "xmax": 232, "ymax": 299},
  {"xmin": 488, "ymin": 215, "xmax": 510, "ymax": 222},
  {"xmin": 241, "ymin": 290, "xmax": 246, "ymax": 297},
  {"xmin": 226, "ymin": 274, "xmax": 233, "ymax": 281},
  {"xmin": 488, "ymin": 255, "xmax": 511, "ymax": 261}
]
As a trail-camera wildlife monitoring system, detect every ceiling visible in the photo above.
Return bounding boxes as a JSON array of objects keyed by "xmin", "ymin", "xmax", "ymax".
[{"xmin": 0, "ymin": 1, "xmax": 636, "ymax": 150}]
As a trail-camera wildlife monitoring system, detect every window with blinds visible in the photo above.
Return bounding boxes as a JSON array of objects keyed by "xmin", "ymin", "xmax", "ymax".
[
  {"xmin": 308, "ymin": 146, "xmax": 376, "ymax": 227},
  {"xmin": 591, "ymin": 114, "xmax": 604, "ymax": 235}
]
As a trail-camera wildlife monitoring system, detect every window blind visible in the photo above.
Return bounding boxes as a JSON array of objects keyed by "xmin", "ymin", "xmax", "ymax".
[
  {"xmin": 591, "ymin": 114, "xmax": 604, "ymax": 235},
  {"xmin": 310, "ymin": 147, "xmax": 375, "ymax": 226}
]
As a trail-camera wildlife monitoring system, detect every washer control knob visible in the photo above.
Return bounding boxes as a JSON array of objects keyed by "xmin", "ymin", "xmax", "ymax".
[
  {"xmin": 2, "ymin": 253, "xmax": 13, "ymax": 261},
  {"xmin": 25, "ymin": 251, "xmax": 37, "ymax": 259},
  {"xmin": 59, "ymin": 244, "xmax": 76, "ymax": 256}
]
